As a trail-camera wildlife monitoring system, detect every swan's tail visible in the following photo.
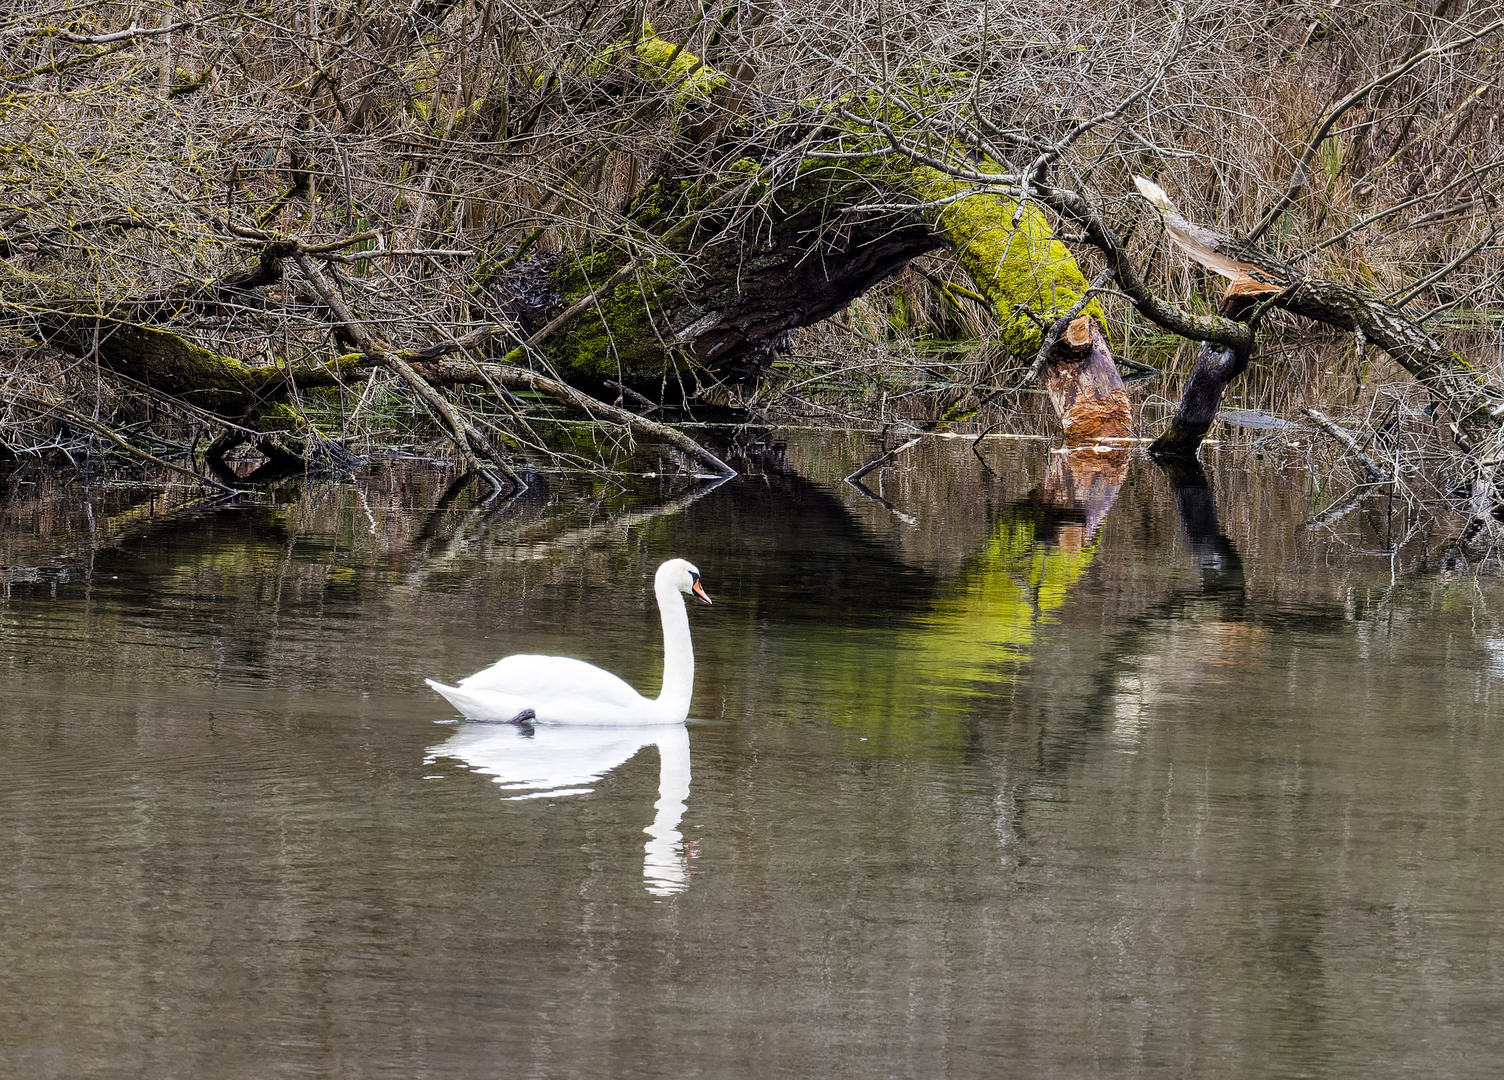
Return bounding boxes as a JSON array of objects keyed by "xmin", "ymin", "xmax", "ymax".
[{"xmin": 426, "ymin": 678, "xmax": 535, "ymax": 724}]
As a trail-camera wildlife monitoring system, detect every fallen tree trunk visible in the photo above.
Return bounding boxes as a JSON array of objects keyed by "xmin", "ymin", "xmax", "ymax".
[
  {"xmin": 471, "ymin": 35, "xmax": 1131, "ymax": 440},
  {"xmin": 0, "ymin": 28, "xmax": 1141, "ymax": 481},
  {"xmin": 1123, "ymin": 185, "xmax": 1503, "ymax": 460}
]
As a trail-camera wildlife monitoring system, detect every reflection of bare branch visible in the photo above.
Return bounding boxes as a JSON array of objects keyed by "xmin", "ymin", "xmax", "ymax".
[
  {"xmin": 528, "ymin": 475, "xmax": 734, "ymax": 554},
  {"xmin": 1306, "ymin": 484, "xmax": 1386, "ymax": 531},
  {"xmin": 415, "ymin": 473, "xmax": 732, "ymax": 575},
  {"xmin": 845, "ymin": 477, "xmax": 919, "ymax": 527},
  {"xmin": 9, "ymin": 392, "xmax": 235, "ymax": 492},
  {"xmin": 846, "ymin": 436, "xmax": 920, "ymax": 484}
]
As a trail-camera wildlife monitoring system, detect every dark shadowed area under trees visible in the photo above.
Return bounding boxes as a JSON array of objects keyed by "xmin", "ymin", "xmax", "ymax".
[{"xmin": 2, "ymin": 0, "xmax": 1504, "ymax": 535}]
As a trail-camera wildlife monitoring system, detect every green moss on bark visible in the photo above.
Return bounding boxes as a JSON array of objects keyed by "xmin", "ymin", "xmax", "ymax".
[
  {"xmin": 908, "ymin": 167, "xmax": 1107, "ymax": 356},
  {"xmin": 544, "ymin": 253, "xmax": 685, "ymax": 380},
  {"xmin": 633, "ymin": 33, "xmax": 725, "ymax": 108}
]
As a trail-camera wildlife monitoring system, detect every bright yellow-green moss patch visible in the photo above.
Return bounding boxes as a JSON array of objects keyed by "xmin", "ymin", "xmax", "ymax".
[
  {"xmin": 909, "ymin": 167, "xmax": 1107, "ymax": 356},
  {"xmin": 633, "ymin": 33, "xmax": 724, "ymax": 108}
]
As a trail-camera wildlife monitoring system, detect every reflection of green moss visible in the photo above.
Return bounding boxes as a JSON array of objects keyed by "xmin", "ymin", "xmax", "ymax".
[
  {"xmin": 912, "ymin": 512, "xmax": 1096, "ymax": 681},
  {"xmin": 788, "ymin": 508, "xmax": 1098, "ymax": 757},
  {"xmin": 325, "ymin": 565, "xmax": 358, "ymax": 591}
]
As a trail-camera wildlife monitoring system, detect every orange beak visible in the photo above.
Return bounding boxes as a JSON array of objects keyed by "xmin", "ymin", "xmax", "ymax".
[{"xmin": 691, "ymin": 576, "xmax": 712, "ymax": 605}]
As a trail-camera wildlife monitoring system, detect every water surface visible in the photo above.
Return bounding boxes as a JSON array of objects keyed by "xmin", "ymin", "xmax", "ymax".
[{"xmin": 1, "ymin": 435, "xmax": 1502, "ymax": 1078}]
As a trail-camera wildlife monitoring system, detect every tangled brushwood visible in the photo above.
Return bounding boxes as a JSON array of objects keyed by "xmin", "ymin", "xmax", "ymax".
[{"xmin": 0, "ymin": 1, "xmax": 1502, "ymax": 530}]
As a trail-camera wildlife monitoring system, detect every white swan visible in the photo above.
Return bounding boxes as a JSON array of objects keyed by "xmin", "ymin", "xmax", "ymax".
[{"xmin": 425, "ymin": 559, "xmax": 711, "ymax": 725}]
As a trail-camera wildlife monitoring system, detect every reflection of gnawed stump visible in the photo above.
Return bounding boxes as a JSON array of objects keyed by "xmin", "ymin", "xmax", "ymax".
[
  {"xmin": 1041, "ymin": 444, "xmax": 1131, "ymax": 553},
  {"xmin": 1045, "ymin": 316, "xmax": 1131, "ymax": 446}
]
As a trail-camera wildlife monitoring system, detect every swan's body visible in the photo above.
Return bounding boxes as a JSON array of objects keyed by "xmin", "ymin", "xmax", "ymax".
[{"xmin": 426, "ymin": 559, "xmax": 711, "ymax": 725}]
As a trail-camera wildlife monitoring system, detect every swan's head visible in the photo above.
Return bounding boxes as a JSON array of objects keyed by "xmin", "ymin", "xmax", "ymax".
[{"xmin": 657, "ymin": 558, "xmax": 712, "ymax": 605}]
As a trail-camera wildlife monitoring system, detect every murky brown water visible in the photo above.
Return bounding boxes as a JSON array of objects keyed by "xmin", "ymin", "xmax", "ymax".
[{"xmin": 2, "ymin": 434, "xmax": 1503, "ymax": 1078}]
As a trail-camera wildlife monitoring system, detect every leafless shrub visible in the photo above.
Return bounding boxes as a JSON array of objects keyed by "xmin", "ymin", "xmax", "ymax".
[{"xmin": 0, "ymin": 0, "xmax": 1499, "ymax": 507}]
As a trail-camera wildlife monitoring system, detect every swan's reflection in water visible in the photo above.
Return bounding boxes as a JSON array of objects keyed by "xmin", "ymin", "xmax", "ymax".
[{"xmin": 425, "ymin": 722, "xmax": 692, "ymax": 896}]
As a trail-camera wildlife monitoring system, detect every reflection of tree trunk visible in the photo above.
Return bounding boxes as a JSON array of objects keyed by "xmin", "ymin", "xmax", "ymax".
[
  {"xmin": 205, "ymin": 433, "xmax": 312, "ymax": 486},
  {"xmin": 1154, "ymin": 456, "xmax": 1245, "ymax": 596},
  {"xmin": 1038, "ymin": 447, "xmax": 1130, "ymax": 551}
]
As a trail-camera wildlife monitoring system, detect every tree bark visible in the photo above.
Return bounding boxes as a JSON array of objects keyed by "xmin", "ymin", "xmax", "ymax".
[
  {"xmin": 1045, "ymin": 317, "xmax": 1131, "ymax": 444},
  {"xmin": 1148, "ymin": 342, "xmax": 1246, "ymax": 457}
]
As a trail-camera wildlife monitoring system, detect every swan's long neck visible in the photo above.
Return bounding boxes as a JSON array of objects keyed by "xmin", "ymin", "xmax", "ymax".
[{"xmin": 654, "ymin": 579, "xmax": 694, "ymax": 718}]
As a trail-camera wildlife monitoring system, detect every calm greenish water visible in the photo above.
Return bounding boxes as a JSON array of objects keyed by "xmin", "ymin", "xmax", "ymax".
[{"xmin": 1, "ymin": 433, "xmax": 1502, "ymax": 1078}]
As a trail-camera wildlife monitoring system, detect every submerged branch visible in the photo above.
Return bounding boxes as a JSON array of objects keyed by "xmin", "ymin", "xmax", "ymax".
[
  {"xmin": 11, "ymin": 392, "xmax": 237, "ymax": 493},
  {"xmin": 1305, "ymin": 409, "xmax": 1391, "ymax": 484},
  {"xmin": 292, "ymin": 253, "xmax": 523, "ymax": 496}
]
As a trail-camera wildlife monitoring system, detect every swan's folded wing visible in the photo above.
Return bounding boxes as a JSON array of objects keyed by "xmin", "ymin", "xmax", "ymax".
[
  {"xmin": 455, "ymin": 654, "xmax": 646, "ymax": 709},
  {"xmin": 426, "ymin": 679, "xmax": 535, "ymax": 724}
]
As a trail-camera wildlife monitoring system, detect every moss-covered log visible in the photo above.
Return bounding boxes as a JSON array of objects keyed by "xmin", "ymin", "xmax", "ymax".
[
  {"xmin": 5, "ymin": 247, "xmax": 356, "ymax": 428},
  {"xmin": 481, "ymin": 44, "xmax": 1130, "ymax": 439},
  {"xmin": 3, "ymin": 32, "xmax": 1137, "ymax": 475},
  {"xmin": 35, "ymin": 317, "xmax": 291, "ymax": 411},
  {"xmin": 490, "ymin": 168, "xmax": 1112, "ymax": 388}
]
